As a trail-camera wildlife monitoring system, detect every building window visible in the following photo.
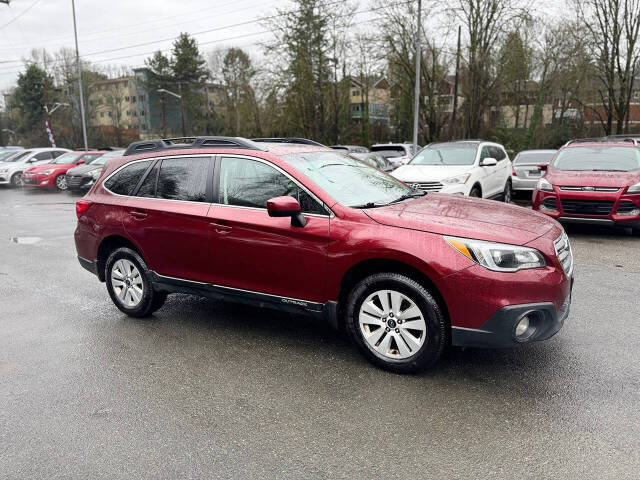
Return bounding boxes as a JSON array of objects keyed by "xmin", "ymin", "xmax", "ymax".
[
  {"xmin": 125, "ymin": 96, "xmax": 130, "ymax": 102},
  {"xmin": 140, "ymin": 110, "xmax": 145, "ymax": 116},
  {"xmin": 100, "ymin": 112, "xmax": 104, "ymax": 118},
  {"xmin": 634, "ymin": 91, "xmax": 640, "ymax": 100},
  {"xmin": 139, "ymin": 94, "xmax": 145, "ymax": 102},
  {"xmin": 108, "ymin": 111, "xmax": 112, "ymax": 117},
  {"xmin": 131, "ymin": 96, "xmax": 136, "ymax": 102},
  {"xmin": 351, "ymin": 89, "xmax": 360, "ymax": 96}
]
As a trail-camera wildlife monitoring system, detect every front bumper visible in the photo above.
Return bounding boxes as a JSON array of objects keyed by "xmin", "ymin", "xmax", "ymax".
[
  {"xmin": 22, "ymin": 174, "xmax": 55, "ymax": 188},
  {"xmin": 451, "ymin": 295, "xmax": 571, "ymax": 348},
  {"xmin": 66, "ymin": 174, "xmax": 94, "ymax": 190}
]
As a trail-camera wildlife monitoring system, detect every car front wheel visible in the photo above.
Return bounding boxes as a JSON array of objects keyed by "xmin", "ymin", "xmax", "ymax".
[
  {"xmin": 469, "ymin": 186, "xmax": 481, "ymax": 198},
  {"xmin": 345, "ymin": 273, "xmax": 448, "ymax": 373},
  {"xmin": 55, "ymin": 174, "xmax": 68, "ymax": 191},
  {"xmin": 105, "ymin": 247, "xmax": 166, "ymax": 317},
  {"xmin": 502, "ymin": 180, "xmax": 512, "ymax": 203},
  {"xmin": 10, "ymin": 172, "xmax": 22, "ymax": 187}
]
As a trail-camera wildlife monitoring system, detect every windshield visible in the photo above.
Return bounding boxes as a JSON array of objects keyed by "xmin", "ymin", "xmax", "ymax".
[
  {"xmin": 3, "ymin": 151, "xmax": 30, "ymax": 162},
  {"xmin": 410, "ymin": 144, "xmax": 478, "ymax": 166},
  {"xmin": 285, "ymin": 151, "xmax": 412, "ymax": 208},
  {"xmin": 90, "ymin": 155, "xmax": 109, "ymax": 166},
  {"xmin": 552, "ymin": 146, "xmax": 640, "ymax": 171},
  {"xmin": 514, "ymin": 151, "xmax": 556, "ymax": 165},
  {"xmin": 0, "ymin": 150, "xmax": 22, "ymax": 162},
  {"xmin": 50, "ymin": 152, "xmax": 83, "ymax": 164}
]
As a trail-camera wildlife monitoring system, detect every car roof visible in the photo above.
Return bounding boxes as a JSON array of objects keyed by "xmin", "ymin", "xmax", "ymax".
[{"xmin": 563, "ymin": 141, "xmax": 638, "ymax": 149}]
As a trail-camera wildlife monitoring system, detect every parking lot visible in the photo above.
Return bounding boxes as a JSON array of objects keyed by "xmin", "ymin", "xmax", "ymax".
[{"xmin": 1, "ymin": 187, "xmax": 639, "ymax": 479}]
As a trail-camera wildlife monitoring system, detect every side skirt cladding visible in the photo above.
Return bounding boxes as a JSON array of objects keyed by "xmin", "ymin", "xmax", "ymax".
[{"xmin": 148, "ymin": 271, "xmax": 339, "ymax": 329}]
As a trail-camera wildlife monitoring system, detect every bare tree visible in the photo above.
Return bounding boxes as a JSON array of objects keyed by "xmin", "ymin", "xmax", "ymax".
[{"xmin": 575, "ymin": 0, "xmax": 640, "ymax": 134}]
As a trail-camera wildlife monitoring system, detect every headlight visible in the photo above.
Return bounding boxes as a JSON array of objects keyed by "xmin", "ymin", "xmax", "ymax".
[
  {"xmin": 90, "ymin": 168, "xmax": 103, "ymax": 179},
  {"xmin": 536, "ymin": 178, "xmax": 553, "ymax": 191},
  {"xmin": 445, "ymin": 236, "xmax": 546, "ymax": 272},
  {"xmin": 628, "ymin": 181, "xmax": 640, "ymax": 193},
  {"xmin": 441, "ymin": 173, "xmax": 470, "ymax": 185},
  {"xmin": 41, "ymin": 169, "xmax": 55, "ymax": 175},
  {"xmin": 0, "ymin": 168, "xmax": 8, "ymax": 173}
]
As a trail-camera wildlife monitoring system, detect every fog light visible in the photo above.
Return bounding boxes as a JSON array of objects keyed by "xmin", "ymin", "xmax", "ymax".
[
  {"xmin": 618, "ymin": 208, "xmax": 640, "ymax": 216},
  {"xmin": 515, "ymin": 316, "xmax": 529, "ymax": 337}
]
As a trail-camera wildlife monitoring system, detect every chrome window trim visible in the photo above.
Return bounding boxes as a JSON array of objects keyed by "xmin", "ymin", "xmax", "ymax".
[
  {"xmin": 215, "ymin": 153, "xmax": 334, "ymax": 217},
  {"xmin": 102, "ymin": 154, "xmax": 213, "ymax": 201}
]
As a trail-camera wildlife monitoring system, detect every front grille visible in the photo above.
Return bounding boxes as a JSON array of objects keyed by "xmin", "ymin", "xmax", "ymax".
[
  {"xmin": 559, "ymin": 186, "xmax": 620, "ymax": 192},
  {"xmin": 554, "ymin": 232, "xmax": 573, "ymax": 277},
  {"xmin": 409, "ymin": 182, "xmax": 442, "ymax": 192},
  {"xmin": 616, "ymin": 201, "xmax": 639, "ymax": 214},
  {"xmin": 541, "ymin": 198, "xmax": 558, "ymax": 210},
  {"xmin": 560, "ymin": 199, "xmax": 614, "ymax": 215},
  {"xmin": 22, "ymin": 177, "xmax": 37, "ymax": 184},
  {"xmin": 66, "ymin": 175, "xmax": 85, "ymax": 188}
]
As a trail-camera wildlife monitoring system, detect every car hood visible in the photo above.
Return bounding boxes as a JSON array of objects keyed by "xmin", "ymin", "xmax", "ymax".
[
  {"xmin": 27, "ymin": 163, "xmax": 76, "ymax": 173},
  {"xmin": 392, "ymin": 164, "xmax": 472, "ymax": 182},
  {"xmin": 547, "ymin": 169, "xmax": 640, "ymax": 188},
  {"xmin": 67, "ymin": 163, "xmax": 101, "ymax": 175},
  {"xmin": 363, "ymin": 193, "xmax": 559, "ymax": 245}
]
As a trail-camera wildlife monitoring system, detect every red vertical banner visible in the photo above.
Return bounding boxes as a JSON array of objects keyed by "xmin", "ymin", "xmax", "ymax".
[{"xmin": 45, "ymin": 120, "xmax": 56, "ymax": 147}]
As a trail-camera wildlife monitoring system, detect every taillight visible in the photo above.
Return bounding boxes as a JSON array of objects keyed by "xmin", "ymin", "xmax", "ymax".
[
  {"xmin": 76, "ymin": 200, "xmax": 91, "ymax": 219},
  {"xmin": 512, "ymin": 170, "xmax": 518, "ymax": 176}
]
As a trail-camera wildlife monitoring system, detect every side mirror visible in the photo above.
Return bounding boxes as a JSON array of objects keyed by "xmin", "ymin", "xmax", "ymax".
[
  {"xmin": 267, "ymin": 196, "xmax": 306, "ymax": 228},
  {"xmin": 76, "ymin": 159, "xmax": 85, "ymax": 165},
  {"xmin": 480, "ymin": 157, "xmax": 498, "ymax": 167},
  {"xmin": 538, "ymin": 163, "xmax": 548, "ymax": 171}
]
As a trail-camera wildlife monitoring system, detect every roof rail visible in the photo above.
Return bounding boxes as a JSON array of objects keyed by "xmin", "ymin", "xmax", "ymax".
[
  {"xmin": 251, "ymin": 137, "xmax": 325, "ymax": 147},
  {"xmin": 564, "ymin": 136, "xmax": 639, "ymax": 147},
  {"xmin": 124, "ymin": 136, "xmax": 266, "ymax": 156}
]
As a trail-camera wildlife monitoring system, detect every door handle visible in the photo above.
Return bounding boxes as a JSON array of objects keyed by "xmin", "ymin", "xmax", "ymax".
[
  {"xmin": 210, "ymin": 221, "xmax": 232, "ymax": 233},
  {"xmin": 130, "ymin": 210, "xmax": 148, "ymax": 220}
]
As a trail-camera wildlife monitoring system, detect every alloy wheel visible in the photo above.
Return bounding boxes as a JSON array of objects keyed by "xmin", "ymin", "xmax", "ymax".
[
  {"xmin": 358, "ymin": 289, "xmax": 427, "ymax": 360},
  {"xmin": 11, "ymin": 173, "xmax": 22, "ymax": 187},
  {"xmin": 55, "ymin": 175, "xmax": 68, "ymax": 190},
  {"xmin": 110, "ymin": 259, "xmax": 144, "ymax": 308}
]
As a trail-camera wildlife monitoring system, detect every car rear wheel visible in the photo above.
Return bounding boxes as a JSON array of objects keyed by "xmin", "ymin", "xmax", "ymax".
[
  {"xmin": 105, "ymin": 247, "xmax": 165, "ymax": 317},
  {"xmin": 469, "ymin": 186, "xmax": 481, "ymax": 198},
  {"xmin": 10, "ymin": 172, "xmax": 22, "ymax": 187},
  {"xmin": 502, "ymin": 180, "xmax": 512, "ymax": 203},
  {"xmin": 54, "ymin": 174, "xmax": 68, "ymax": 191},
  {"xmin": 345, "ymin": 273, "xmax": 447, "ymax": 373}
]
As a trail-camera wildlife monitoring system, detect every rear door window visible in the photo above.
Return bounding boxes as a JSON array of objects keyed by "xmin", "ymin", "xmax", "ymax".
[
  {"xmin": 104, "ymin": 160, "xmax": 152, "ymax": 195},
  {"xmin": 155, "ymin": 157, "xmax": 209, "ymax": 202},
  {"xmin": 34, "ymin": 151, "xmax": 53, "ymax": 161}
]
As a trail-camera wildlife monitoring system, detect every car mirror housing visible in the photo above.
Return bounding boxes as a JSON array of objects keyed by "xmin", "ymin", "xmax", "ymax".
[
  {"xmin": 538, "ymin": 163, "xmax": 548, "ymax": 171},
  {"xmin": 480, "ymin": 158, "xmax": 498, "ymax": 167},
  {"xmin": 267, "ymin": 196, "xmax": 306, "ymax": 228}
]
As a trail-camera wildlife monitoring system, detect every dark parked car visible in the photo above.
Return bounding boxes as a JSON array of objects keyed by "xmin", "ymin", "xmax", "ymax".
[
  {"xmin": 66, "ymin": 150, "xmax": 123, "ymax": 193},
  {"xmin": 331, "ymin": 145, "xmax": 369, "ymax": 153},
  {"xmin": 75, "ymin": 136, "xmax": 573, "ymax": 373},
  {"xmin": 348, "ymin": 152, "xmax": 395, "ymax": 172}
]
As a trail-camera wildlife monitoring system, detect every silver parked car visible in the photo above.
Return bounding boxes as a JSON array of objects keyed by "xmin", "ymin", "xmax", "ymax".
[{"xmin": 512, "ymin": 149, "xmax": 557, "ymax": 192}]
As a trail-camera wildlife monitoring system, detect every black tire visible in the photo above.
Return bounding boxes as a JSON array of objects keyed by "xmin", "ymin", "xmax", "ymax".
[
  {"xmin": 345, "ymin": 273, "xmax": 448, "ymax": 373},
  {"xmin": 469, "ymin": 185, "xmax": 481, "ymax": 198},
  {"xmin": 502, "ymin": 180, "xmax": 512, "ymax": 203},
  {"xmin": 632, "ymin": 227, "xmax": 640, "ymax": 237},
  {"xmin": 10, "ymin": 172, "xmax": 22, "ymax": 187},
  {"xmin": 105, "ymin": 247, "xmax": 164, "ymax": 317}
]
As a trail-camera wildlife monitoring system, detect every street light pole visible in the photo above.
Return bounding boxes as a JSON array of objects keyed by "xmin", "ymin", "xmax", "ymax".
[
  {"xmin": 412, "ymin": 0, "xmax": 422, "ymax": 154},
  {"xmin": 157, "ymin": 87, "xmax": 186, "ymax": 137},
  {"xmin": 71, "ymin": 0, "xmax": 88, "ymax": 151}
]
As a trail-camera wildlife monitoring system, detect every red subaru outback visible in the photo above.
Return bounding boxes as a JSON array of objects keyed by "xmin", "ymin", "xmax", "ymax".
[
  {"xmin": 532, "ymin": 142, "xmax": 640, "ymax": 234},
  {"xmin": 74, "ymin": 137, "xmax": 573, "ymax": 372}
]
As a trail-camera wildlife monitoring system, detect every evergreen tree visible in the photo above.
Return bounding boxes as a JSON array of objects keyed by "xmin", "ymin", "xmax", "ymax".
[{"xmin": 12, "ymin": 64, "xmax": 51, "ymax": 145}]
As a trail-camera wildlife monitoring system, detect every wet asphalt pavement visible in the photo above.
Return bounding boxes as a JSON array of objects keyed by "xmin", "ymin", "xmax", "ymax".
[{"xmin": 0, "ymin": 187, "xmax": 639, "ymax": 479}]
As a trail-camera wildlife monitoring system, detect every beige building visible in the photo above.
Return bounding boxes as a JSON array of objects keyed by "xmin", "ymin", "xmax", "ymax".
[
  {"xmin": 349, "ymin": 77, "xmax": 391, "ymax": 125},
  {"xmin": 88, "ymin": 77, "xmax": 140, "ymax": 132}
]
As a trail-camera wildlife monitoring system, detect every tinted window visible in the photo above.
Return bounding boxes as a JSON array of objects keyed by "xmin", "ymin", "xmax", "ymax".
[
  {"xmin": 34, "ymin": 152, "xmax": 53, "ymax": 161},
  {"xmin": 136, "ymin": 162, "xmax": 159, "ymax": 198},
  {"xmin": 104, "ymin": 160, "xmax": 152, "ymax": 195},
  {"xmin": 156, "ymin": 157, "xmax": 208, "ymax": 202},
  {"xmin": 219, "ymin": 157, "xmax": 326, "ymax": 214},
  {"xmin": 489, "ymin": 146, "xmax": 506, "ymax": 161},
  {"xmin": 52, "ymin": 151, "xmax": 67, "ymax": 158},
  {"xmin": 514, "ymin": 151, "xmax": 556, "ymax": 165},
  {"xmin": 371, "ymin": 145, "xmax": 405, "ymax": 154}
]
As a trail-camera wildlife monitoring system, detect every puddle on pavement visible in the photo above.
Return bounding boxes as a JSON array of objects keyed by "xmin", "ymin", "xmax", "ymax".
[{"xmin": 9, "ymin": 236, "xmax": 42, "ymax": 245}]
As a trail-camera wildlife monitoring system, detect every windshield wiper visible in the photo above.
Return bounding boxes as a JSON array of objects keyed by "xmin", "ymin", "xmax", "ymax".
[
  {"xmin": 387, "ymin": 189, "xmax": 427, "ymax": 204},
  {"xmin": 350, "ymin": 202, "xmax": 388, "ymax": 209},
  {"xmin": 590, "ymin": 169, "xmax": 628, "ymax": 172}
]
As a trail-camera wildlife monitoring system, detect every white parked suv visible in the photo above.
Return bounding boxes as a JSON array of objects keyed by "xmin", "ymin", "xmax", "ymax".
[
  {"xmin": 0, "ymin": 147, "xmax": 70, "ymax": 187},
  {"xmin": 391, "ymin": 140, "xmax": 513, "ymax": 201}
]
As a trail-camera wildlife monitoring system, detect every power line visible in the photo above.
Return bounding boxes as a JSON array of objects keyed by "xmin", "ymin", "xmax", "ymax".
[
  {"xmin": 0, "ymin": 0, "xmax": 413, "ymax": 77},
  {"xmin": 0, "ymin": 0, "xmax": 41, "ymax": 30}
]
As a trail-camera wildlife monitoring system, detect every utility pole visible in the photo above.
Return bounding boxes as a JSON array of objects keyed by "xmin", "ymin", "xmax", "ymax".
[
  {"xmin": 451, "ymin": 25, "xmax": 461, "ymax": 139},
  {"xmin": 412, "ymin": 0, "xmax": 422, "ymax": 154},
  {"xmin": 71, "ymin": 0, "xmax": 88, "ymax": 151}
]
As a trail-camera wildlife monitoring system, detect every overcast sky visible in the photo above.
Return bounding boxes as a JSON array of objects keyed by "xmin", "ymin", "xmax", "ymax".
[{"xmin": 0, "ymin": 0, "xmax": 566, "ymax": 99}]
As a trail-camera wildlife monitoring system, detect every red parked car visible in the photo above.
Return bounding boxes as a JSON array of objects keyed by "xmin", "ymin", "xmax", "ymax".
[
  {"xmin": 22, "ymin": 151, "xmax": 105, "ymax": 191},
  {"xmin": 532, "ymin": 142, "xmax": 640, "ymax": 234},
  {"xmin": 74, "ymin": 137, "xmax": 573, "ymax": 372}
]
